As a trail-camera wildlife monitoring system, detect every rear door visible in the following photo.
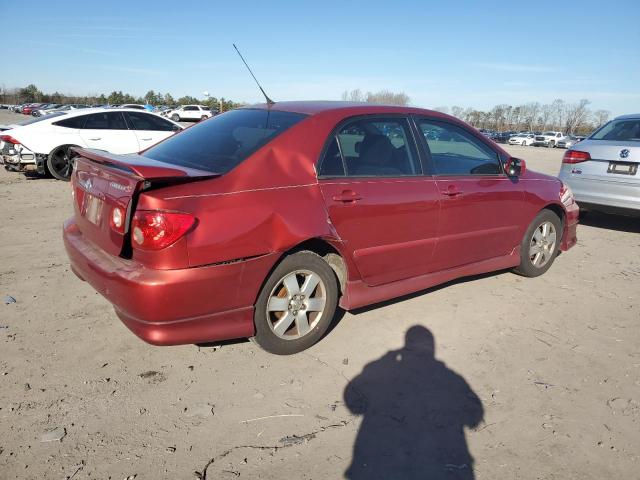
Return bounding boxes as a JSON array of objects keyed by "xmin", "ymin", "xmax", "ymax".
[
  {"xmin": 415, "ymin": 117, "xmax": 523, "ymax": 270},
  {"xmin": 124, "ymin": 111, "xmax": 178, "ymax": 149},
  {"xmin": 318, "ymin": 116, "xmax": 441, "ymax": 286},
  {"xmin": 182, "ymin": 106, "xmax": 199, "ymax": 120},
  {"xmin": 79, "ymin": 112, "xmax": 139, "ymax": 153}
]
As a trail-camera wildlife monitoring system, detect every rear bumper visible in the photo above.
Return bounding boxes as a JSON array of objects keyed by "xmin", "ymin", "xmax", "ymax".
[
  {"xmin": 560, "ymin": 201, "xmax": 579, "ymax": 251},
  {"xmin": 559, "ymin": 171, "xmax": 640, "ymax": 212},
  {"xmin": 63, "ymin": 218, "xmax": 279, "ymax": 345}
]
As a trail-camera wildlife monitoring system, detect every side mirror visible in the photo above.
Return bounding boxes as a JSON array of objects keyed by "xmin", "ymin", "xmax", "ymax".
[
  {"xmin": 172, "ymin": 124, "xmax": 182, "ymax": 132},
  {"xmin": 506, "ymin": 157, "xmax": 526, "ymax": 177}
]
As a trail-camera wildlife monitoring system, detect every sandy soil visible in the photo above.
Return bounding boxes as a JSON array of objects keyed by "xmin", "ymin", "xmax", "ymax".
[{"xmin": 1, "ymin": 109, "xmax": 639, "ymax": 479}]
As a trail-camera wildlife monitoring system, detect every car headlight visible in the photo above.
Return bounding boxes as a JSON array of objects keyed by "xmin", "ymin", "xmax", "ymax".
[{"xmin": 560, "ymin": 183, "xmax": 575, "ymax": 206}]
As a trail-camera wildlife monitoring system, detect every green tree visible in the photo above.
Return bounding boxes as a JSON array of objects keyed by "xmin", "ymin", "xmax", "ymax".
[{"xmin": 20, "ymin": 84, "xmax": 43, "ymax": 102}]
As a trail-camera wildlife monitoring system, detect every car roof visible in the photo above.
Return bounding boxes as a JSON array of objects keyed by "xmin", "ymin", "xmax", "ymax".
[
  {"xmin": 615, "ymin": 113, "xmax": 640, "ymax": 120},
  {"xmin": 243, "ymin": 100, "xmax": 445, "ymax": 117},
  {"xmin": 56, "ymin": 107, "xmax": 157, "ymax": 117}
]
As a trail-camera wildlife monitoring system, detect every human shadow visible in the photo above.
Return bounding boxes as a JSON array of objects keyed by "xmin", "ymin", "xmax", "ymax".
[{"xmin": 344, "ymin": 326, "xmax": 483, "ymax": 480}]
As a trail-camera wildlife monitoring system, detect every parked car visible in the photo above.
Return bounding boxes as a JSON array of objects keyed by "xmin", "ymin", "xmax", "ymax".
[
  {"xmin": 531, "ymin": 131, "xmax": 566, "ymax": 148},
  {"xmin": 508, "ymin": 133, "xmax": 536, "ymax": 146},
  {"xmin": 33, "ymin": 104, "xmax": 63, "ymax": 117},
  {"xmin": 558, "ymin": 113, "xmax": 639, "ymax": 216},
  {"xmin": 0, "ymin": 108, "xmax": 183, "ymax": 180},
  {"xmin": 22, "ymin": 103, "xmax": 47, "ymax": 116},
  {"xmin": 62, "ymin": 102, "xmax": 579, "ymax": 354},
  {"xmin": 166, "ymin": 105, "xmax": 212, "ymax": 122},
  {"xmin": 49, "ymin": 104, "xmax": 91, "ymax": 113},
  {"xmin": 120, "ymin": 104, "xmax": 147, "ymax": 110},
  {"xmin": 557, "ymin": 135, "xmax": 583, "ymax": 149}
]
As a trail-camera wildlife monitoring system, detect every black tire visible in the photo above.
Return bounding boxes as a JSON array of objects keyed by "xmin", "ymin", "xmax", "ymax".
[
  {"xmin": 171, "ymin": 114, "xmax": 180, "ymax": 122},
  {"xmin": 514, "ymin": 210, "xmax": 563, "ymax": 277},
  {"xmin": 548, "ymin": 140, "xmax": 555, "ymax": 148},
  {"xmin": 47, "ymin": 145, "xmax": 78, "ymax": 181},
  {"xmin": 252, "ymin": 251, "xmax": 339, "ymax": 355},
  {"xmin": 200, "ymin": 115, "xmax": 207, "ymax": 121}
]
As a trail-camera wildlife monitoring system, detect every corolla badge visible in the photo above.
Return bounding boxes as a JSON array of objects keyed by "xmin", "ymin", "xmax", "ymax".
[
  {"xmin": 109, "ymin": 181, "xmax": 132, "ymax": 192},
  {"xmin": 620, "ymin": 149, "xmax": 630, "ymax": 159}
]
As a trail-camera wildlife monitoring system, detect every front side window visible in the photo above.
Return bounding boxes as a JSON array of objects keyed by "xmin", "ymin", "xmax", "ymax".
[
  {"xmin": 83, "ymin": 112, "xmax": 127, "ymax": 130},
  {"xmin": 319, "ymin": 117, "xmax": 420, "ymax": 177},
  {"xmin": 143, "ymin": 108, "xmax": 307, "ymax": 174},
  {"xmin": 417, "ymin": 120, "xmax": 501, "ymax": 175},
  {"xmin": 591, "ymin": 119, "xmax": 640, "ymax": 142},
  {"xmin": 125, "ymin": 111, "xmax": 175, "ymax": 131}
]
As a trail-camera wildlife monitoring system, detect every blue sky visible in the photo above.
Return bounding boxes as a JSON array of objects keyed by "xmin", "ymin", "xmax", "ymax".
[{"xmin": 3, "ymin": 0, "xmax": 639, "ymax": 115}]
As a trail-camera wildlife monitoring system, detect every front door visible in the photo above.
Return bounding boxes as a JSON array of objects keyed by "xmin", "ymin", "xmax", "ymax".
[
  {"xmin": 415, "ymin": 118, "xmax": 523, "ymax": 271},
  {"xmin": 318, "ymin": 116, "xmax": 441, "ymax": 286}
]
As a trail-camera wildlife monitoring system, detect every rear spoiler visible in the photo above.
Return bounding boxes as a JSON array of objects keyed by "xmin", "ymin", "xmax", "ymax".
[{"xmin": 72, "ymin": 147, "xmax": 219, "ymax": 180}]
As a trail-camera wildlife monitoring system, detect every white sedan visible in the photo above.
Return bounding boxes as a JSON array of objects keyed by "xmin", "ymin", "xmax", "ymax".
[
  {"xmin": 0, "ymin": 108, "xmax": 182, "ymax": 180},
  {"xmin": 166, "ymin": 105, "xmax": 212, "ymax": 122},
  {"xmin": 508, "ymin": 133, "xmax": 536, "ymax": 146}
]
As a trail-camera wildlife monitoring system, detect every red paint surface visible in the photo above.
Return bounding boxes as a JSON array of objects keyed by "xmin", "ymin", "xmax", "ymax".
[{"xmin": 63, "ymin": 102, "xmax": 578, "ymax": 345}]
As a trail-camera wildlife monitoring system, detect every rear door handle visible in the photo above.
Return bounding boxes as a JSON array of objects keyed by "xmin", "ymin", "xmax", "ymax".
[
  {"xmin": 332, "ymin": 190, "xmax": 362, "ymax": 203},
  {"xmin": 441, "ymin": 187, "xmax": 463, "ymax": 197},
  {"xmin": 140, "ymin": 138, "xmax": 152, "ymax": 141},
  {"xmin": 89, "ymin": 137, "xmax": 101, "ymax": 141}
]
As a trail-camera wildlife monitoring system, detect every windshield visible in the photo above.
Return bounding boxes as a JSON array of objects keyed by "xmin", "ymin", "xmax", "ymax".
[
  {"xmin": 143, "ymin": 108, "xmax": 307, "ymax": 173},
  {"xmin": 17, "ymin": 112, "xmax": 66, "ymax": 126},
  {"xmin": 542, "ymin": 132, "xmax": 555, "ymax": 136},
  {"xmin": 590, "ymin": 119, "xmax": 640, "ymax": 142}
]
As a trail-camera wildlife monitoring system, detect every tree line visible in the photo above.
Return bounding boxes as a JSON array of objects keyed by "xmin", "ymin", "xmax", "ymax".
[
  {"xmin": 341, "ymin": 89, "xmax": 610, "ymax": 135},
  {"xmin": 1, "ymin": 84, "xmax": 242, "ymax": 112}
]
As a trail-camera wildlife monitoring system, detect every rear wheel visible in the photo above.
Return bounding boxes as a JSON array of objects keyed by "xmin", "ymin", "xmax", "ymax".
[
  {"xmin": 171, "ymin": 114, "xmax": 180, "ymax": 122},
  {"xmin": 200, "ymin": 115, "xmax": 207, "ymax": 121},
  {"xmin": 514, "ymin": 210, "xmax": 562, "ymax": 277},
  {"xmin": 47, "ymin": 145, "xmax": 78, "ymax": 181},
  {"xmin": 252, "ymin": 251, "xmax": 338, "ymax": 355}
]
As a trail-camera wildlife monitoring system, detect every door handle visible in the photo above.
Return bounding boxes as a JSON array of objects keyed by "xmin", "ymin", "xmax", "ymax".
[
  {"xmin": 140, "ymin": 138, "xmax": 152, "ymax": 141},
  {"xmin": 332, "ymin": 190, "xmax": 362, "ymax": 203},
  {"xmin": 441, "ymin": 186, "xmax": 463, "ymax": 197},
  {"xmin": 89, "ymin": 137, "xmax": 101, "ymax": 141}
]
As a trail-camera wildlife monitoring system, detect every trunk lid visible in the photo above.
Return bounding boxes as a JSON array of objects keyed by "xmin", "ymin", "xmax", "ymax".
[
  {"xmin": 71, "ymin": 148, "xmax": 216, "ymax": 256},
  {"xmin": 570, "ymin": 140, "xmax": 640, "ymax": 183}
]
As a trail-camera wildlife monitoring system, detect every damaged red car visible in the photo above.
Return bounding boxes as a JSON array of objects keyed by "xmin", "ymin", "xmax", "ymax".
[{"xmin": 63, "ymin": 102, "xmax": 578, "ymax": 354}]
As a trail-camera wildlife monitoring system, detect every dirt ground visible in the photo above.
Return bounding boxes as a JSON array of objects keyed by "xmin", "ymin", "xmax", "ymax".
[{"xmin": 1, "ymin": 109, "xmax": 639, "ymax": 479}]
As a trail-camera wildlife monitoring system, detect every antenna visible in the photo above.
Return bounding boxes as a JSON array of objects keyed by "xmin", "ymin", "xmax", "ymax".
[{"xmin": 233, "ymin": 43, "xmax": 275, "ymax": 106}]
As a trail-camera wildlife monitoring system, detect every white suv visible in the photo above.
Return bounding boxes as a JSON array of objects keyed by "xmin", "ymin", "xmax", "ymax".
[
  {"xmin": 167, "ymin": 105, "xmax": 212, "ymax": 122},
  {"xmin": 532, "ymin": 131, "xmax": 566, "ymax": 148}
]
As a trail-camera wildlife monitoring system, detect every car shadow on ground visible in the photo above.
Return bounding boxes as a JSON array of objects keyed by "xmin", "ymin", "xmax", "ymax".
[
  {"xmin": 580, "ymin": 211, "xmax": 640, "ymax": 233},
  {"xmin": 344, "ymin": 325, "xmax": 483, "ymax": 479}
]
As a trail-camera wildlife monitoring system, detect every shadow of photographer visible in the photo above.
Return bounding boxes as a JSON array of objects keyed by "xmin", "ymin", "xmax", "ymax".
[{"xmin": 344, "ymin": 325, "xmax": 483, "ymax": 479}]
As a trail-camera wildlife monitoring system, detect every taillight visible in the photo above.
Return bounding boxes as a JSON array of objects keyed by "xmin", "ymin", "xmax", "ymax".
[
  {"xmin": 110, "ymin": 206, "xmax": 126, "ymax": 234},
  {"xmin": 563, "ymin": 150, "xmax": 591, "ymax": 164},
  {"xmin": 560, "ymin": 183, "xmax": 575, "ymax": 206},
  {"xmin": 131, "ymin": 210, "xmax": 195, "ymax": 250},
  {"xmin": 0, "ymin": 135, "xmax": 21, "ymax": 145}
]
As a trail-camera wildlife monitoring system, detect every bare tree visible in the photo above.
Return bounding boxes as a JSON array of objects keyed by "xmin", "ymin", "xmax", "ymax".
[
  {"xmin": 450, "ymin": 106, "xmax": 464, "ymax": 119},
  {"xmin": 365, "ymin": 90, "xmax": 410, "ymax": 106},
  {"xmin": 593, "ymin": 109, "xmax": 611, "ymax": 127},
  {"xmin": 341, "ymin": 89, "xmax": 365, "ymax": 102},
  {"xmin": 564, "ymin": 99, "xmax": 591, "ymax": 134}
]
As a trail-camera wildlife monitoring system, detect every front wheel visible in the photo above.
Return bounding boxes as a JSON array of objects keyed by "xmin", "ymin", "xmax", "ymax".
[
  {"xmin": 171, "ymin": 114, "xmax": 180, "ymax": 122},
  {"xmin": 252, "ymin": 251, "xmax": 339, "ymax": 355},
  {"xmin": 514, "ymin": 210, "xmax": 562, "ymax": 277},
  {"xmin": 47, "ymin": 145, "xmax": 77, "ymax": 181},
  {"xmin": 200, "ymin": 115, "xmax": 207, "ymax": 121},
  {"xmin": 548, "ymin": 141, "xmax": 555, "ymax": 148}
]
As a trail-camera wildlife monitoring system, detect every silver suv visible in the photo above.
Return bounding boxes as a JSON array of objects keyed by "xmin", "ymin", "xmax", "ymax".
[{"xmin": 558, "ymin": 114, "xmax": 639, "ymax": 215}]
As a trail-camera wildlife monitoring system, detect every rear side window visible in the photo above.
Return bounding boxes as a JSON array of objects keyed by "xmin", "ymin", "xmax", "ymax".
[
  {"xmin": 143, "ymin": 109, "xmax": 307, "ymax": 173},
  {"xmin": 591, "ymin": 119, "xmax": 640, "ymax": 142},
  {"xmin": 319, "ymin": 117, "xmax": 420, "ymax": 177},
  {"xmin": 125, "ymin": 111, "xmax": 175, "ymax": 131},
  {"xmin": 19, "ymin": 112, "xmax": 66, "ymax": 126},
  {"xmin": 417, "ymin": 120, "xmax": 501, "ymax": 175},
  {"xmin": 54, "ymin": 115, "xmax": 87, "ymax": 129},
  {"xmin": 83, "ymin": 112, "xmax": 127, "ymax": 130}
]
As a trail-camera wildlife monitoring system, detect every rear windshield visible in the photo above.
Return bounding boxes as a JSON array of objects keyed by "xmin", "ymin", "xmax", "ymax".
[
  {"xmin": 143, "ymin": 108, "xmax": 307, "ymax": 173},
  {"xmin": 590, "ymin": 119, "xmax": 640, "ymax": 142}
]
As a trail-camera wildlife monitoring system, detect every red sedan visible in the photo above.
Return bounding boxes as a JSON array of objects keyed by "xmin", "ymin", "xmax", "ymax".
[{"xmin": 63, "ymin": 102, "xmax": 578, "ymax": 354}]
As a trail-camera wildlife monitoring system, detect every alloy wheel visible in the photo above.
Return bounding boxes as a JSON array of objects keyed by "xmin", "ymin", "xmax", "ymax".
[
  {"xmin": 529, "ymin": 221, "xmax": 557, "ymax": 268},
  {"xmin": 266, "ymin": 270, "xmax": 326, "ymax": 340}
]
